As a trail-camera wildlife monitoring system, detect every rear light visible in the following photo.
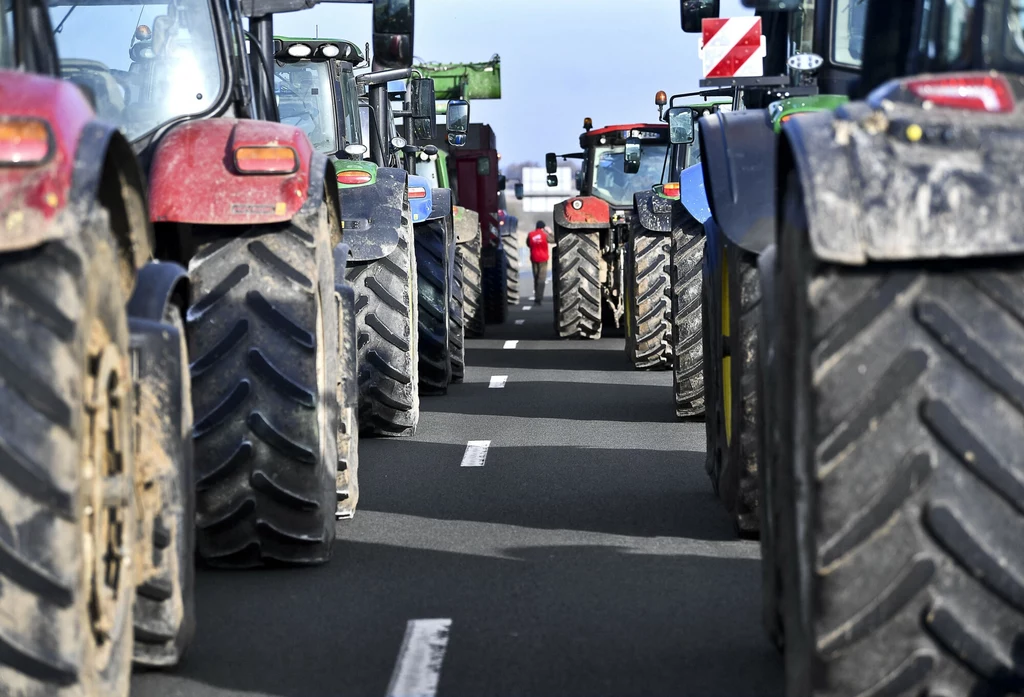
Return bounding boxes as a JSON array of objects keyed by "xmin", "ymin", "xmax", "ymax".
[
  {"xmin": 662, "ymin": 182, "xmax": 680, "ymax": 198},
  {"xmin": 0, "ymin": 118, "xmax": 52, "ymax": 165},
  {"xmin": 905, "ymin": 75, "xmax": 1014, "ymax": 113},
  {"xmin": 336, "ymin": 170, "xmax": 372, "ymax": 185},
  {"xmin": 234, "ymin": 146, "xmax": 298, "ymax": 174},
  {"xmin": 409, "ymin": 186, "xmax": 427, "ymax": 199}
]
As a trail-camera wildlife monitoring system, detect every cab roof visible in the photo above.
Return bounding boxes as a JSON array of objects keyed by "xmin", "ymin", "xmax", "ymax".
[{"xmin": 586, "ymin": 123, "xmax": 667, "ymax": 138}]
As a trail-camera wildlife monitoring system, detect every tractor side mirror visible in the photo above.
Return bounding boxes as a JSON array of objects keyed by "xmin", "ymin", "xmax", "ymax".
[
  {"xmin": 668, "ymin": 108, "xmax": 695, "ymax": 144},
  {"xmin": 681, "ymin": 0, "xmax": 719, "ymax": 33},
  {"xmin": 498, "ymin": 174, "xmax": 507, "ymax": 190},
  {"xmin": 545, "ymin": 152, "xmax": 557, "ymax": 174},
  {"xmin": 446, "ymin": 98, "xmax": 469, "ymax": 134},
  {"xmin": 372, "ymin": 0, "xmax": 414, "ymax": 70},
  {"xmin": 741, "ymin": 0, "xmax": 799, "ymax": 7},
  {"xmin": 547, "ymin": 174, "xmax": 558, "ymax": 187},
  {"xmin": 623, "ymin": 137, "xmax": 642, "ymax": 174},
  {"xmin": 449, "ymin": 134, "xmax": 468, "ymax": 147},
  {"xmin": 514, "ymin": 182, "xmax": 524, "ymax": 200},
  {"xmin": 411, "ymin": 78, "xmax": 436, "ymax": 140}
]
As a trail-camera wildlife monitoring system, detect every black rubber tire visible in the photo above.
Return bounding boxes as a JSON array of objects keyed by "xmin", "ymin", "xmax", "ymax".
[
  {"xmin": 483, "ymin": 243, "xmax": 508, "ymax": 325},
  {"xmin": 414, "ymin": 220, "xmax": 452, "ymax": 395},
  {"xmin": 755, "ymin": 245, "xmax": 783, "ymax": 653},
  {"xmin": 775, "ymin": 168, "xmax": 1024, "ymax": 697},
  {"xmin": 625, "ymin": 219, "xmax": 671, "ymax": 370},
  {"xmin": 554, "ymin": 226, "xmax": 602, "ymax": 339},
  {"xmin": 670, "ymin": 219, "xmax": 706, "ymax": 418},
  {"xmin": 334, "ymin": 280, "xmax": 359, "ymax": 519},
  {"xmin": 701, "ymin": 239, "xmax": 726, "ymax": 493},
  {"xmin": 133, "ymin": 305, "xmax": 196, "ymax": 667},
  {"xmin": 0, "ymin": 219, "xmax": 136, "ymax": 697},
  {"xmin": 346, "ymin": 200, "xmax": 420, "ymax": 436},
  {"xmin": 503, "ymin": 232, "xmax": 520, "ymax": 305},
  {"xmin": 722, "ymin": 244, "xmax": 761, "ymax": 538},
  {"xmin": 189, "ymin": 208, "xmax": 340, "ymax": 567},
  {"xmin": 450, "ymin": 241, "xmax": 466, "ymax": 384},
  {"xmin": 460, "ymin": 235, "xmax": 485, "ymax": 339}
]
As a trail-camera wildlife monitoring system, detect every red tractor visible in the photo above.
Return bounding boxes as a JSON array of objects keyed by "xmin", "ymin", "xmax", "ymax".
[{"xmin": 546, "ymin": 120, "xmax": 670, "ymax": 339}]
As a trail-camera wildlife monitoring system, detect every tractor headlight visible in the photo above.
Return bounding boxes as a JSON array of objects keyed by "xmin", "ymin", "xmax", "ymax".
[
  {"xmin": 287, "ymin": 43, "xmax": 312, "ymax": 58},
  {"xmin": 320, "ymin": 44, "xmax": 341, "ymax": 58},
  {"xmin": 572, "ymin": 200, "xmax": 583, "ymax": 210}
]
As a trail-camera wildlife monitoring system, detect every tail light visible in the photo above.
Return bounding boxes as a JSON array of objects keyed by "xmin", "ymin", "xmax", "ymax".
[
  {"xmin": 234, "ymin": 146, "xmax": 298, "ymax": 174},
  {"xmin": 905, "ymin": 75, "xmax": 1014, "ymax": 113},
  {"xmin": 662, "ymin": 182, "xmax": 680, "ymax": 198},
  {"xmin": 0, "ymin": 119, "xmax": 52, "ymax": 165},
  {"xmin": 409, "ymin": 186, "xmax": 427, "ymax": 199},
  {"xmin": 337, "ymin": 170, "xmax": 372, "ymax": 185}
]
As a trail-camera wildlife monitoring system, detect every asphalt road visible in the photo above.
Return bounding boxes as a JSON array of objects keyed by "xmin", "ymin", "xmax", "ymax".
[{"xmin": 132, "ymin": 265, "xmax": 782, "ymax": 697}]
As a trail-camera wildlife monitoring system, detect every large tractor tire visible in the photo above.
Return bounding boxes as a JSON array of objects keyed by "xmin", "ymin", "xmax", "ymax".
[
  {"xmin": 0, "ymin": 219, "xmax": 137, "ymax": 697},
  {"xmin": 133, "ymin": 305, "xmax": 195, "ymax": 667},
  {"xmin": 503, "ymin": 232, "xmax": 520, "ymax": 305},
  {"xmin": 414, "ymin": 220, "xmax": 452, "ymax": 396},
  {"xmin": 670, "ymin": 220, "xmax": 706, "ymax": 417},
  {"xmin": 450, "ymin": 244, "xmax": 466, "ymax": 384},
  {"xmin": 346, "ymin": 201, "xmax": 420, "ymax": 436},
  {"xmin": 483, "ymin": 243, "xmax": 508, "ymax": 325},
  {"xmin": 702, "ymin": 241, "xmax": 726, "ymax": 492},
  {"xmin": 774, "ymin": 169, "xmax": 1024, "ymax": 697},
  {"xmin": 334, "ymin": 280, "xmax": 359, "ymax": 519},
  {"xmin": 554, "ymin": 226, "xmax": 602, "ymax": 339},
  {"xmin": 459, "ymin": 236, "xmax": 485, "ymax": 339},
  {"xmin": 625, "ymin": 218, "xmax": 671, "ymax": 370},
  {"xmin": 189, "ymin": 208, "xmax": 340, "ymax": 567}
]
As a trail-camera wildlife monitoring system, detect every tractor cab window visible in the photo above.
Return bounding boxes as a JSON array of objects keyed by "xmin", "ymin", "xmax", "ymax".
[
  {"xmin": 275, "ymin": 61, "xmax": 337, "ymax": 154},
  {"xmin": 685, "ymin": 123, "xmax": 702, "ymax": 168},
  {"xmin": 832, "ymin": 0, "xmax": 868, "ymax": 66},
  {"xmin": 415, "ymin": 159, "xmax": 439, "ymax": 188},
  {"xmin": 339, "ymin": 67, "xmax": 361, "ymax": 146},
  {"xmin": 0, "ymin": 0, "xmax": 13, "ymax": 69},
  {"xmin": 987, "ymin": 0, "xmax": 1024, "ymax": 69},
  {"xmin": 591, "ymin": 144, "xmax": 668, "ymax": 207},
  {"xmin": 49, "ymin": 0, "xmax": 224, "ymax": 142}
]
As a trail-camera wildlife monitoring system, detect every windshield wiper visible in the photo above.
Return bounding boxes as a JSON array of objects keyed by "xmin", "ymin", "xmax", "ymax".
[{"xmin": 53, "ymin": 5, "xmax": 76, "ymax": 35}]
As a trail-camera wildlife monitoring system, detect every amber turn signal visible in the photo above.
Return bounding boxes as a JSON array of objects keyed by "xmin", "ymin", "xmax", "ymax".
[
  {"xmin": 337, "ymin": 170, "xmax": 372, "ymax": 185},
  {"xmin": 0, "ymin": 119, "xmax": 52, "ymax": 166},
  {"xmin": 234, "ymin": 146, "xmax": 298, "ymax": 175}
]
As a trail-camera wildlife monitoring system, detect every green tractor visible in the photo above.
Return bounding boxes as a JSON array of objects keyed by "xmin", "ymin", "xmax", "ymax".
[{"xmin": 680, "ymin": 0, "xmax": 862, "ymax": 537}]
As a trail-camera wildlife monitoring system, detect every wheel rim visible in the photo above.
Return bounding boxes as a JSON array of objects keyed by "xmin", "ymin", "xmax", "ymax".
[{"xmin": 83, "ymin": 334, "xmax": 131, "ymax": 671}]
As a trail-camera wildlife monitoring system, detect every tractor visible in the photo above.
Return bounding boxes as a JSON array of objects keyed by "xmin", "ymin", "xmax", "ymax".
[
  {"xmin": 498, "ymin": 200, "xmax": 520, "ymax": 305},
  {"xmin": 680, "ymin": 0, "xmax": 862, "ymax": 537},
  {"xmin": 694, "ymin": 0, "xmax": 1024, "ymax": 694},
  {"xmin": 627, "ymin": 94, "xmax": 728, "ymax": 421},
  {"xmin": 545, "ymin": 120, "xmax": 669, "ymax": 339}
]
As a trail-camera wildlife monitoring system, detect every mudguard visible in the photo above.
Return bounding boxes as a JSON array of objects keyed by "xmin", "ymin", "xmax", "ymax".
[
  {"xmin": 699, "ymin": 109, "xmax": 777, "ymax": 256},
  {"xmin": 408, "ymin": 173, "xmax": 433, "ymax": 224},
  {"xmin": 148, "ymin": 118, "xmax": 319, "ymax": 226},
  {"xmin": 553, "ymin": 195, "xmax": 611, "ymax": 230},
  {"xmin": 678, "ymin": 162, "xmax": 712, "ymax": 225},
  {"xmin": 782, "ymin": 86, "xmax": 1024, "ymax": 264},
  {"xmin": 454, "ymin": 207, "xmax": 480, "ymax": 244},
  {"xmin": 426, "ymin": 187, "xmax": 452, "ymax": 223},
  {"xmin": 633, "ymin": 189, "xmax": 674, "ymax": 233},
  {"xmin": 339, "ymin": 166, "xmax": 407, "ymax": 262},
  {"xmin": 127, "ymin": 261, "xmax": 189, "ymax": 321}
]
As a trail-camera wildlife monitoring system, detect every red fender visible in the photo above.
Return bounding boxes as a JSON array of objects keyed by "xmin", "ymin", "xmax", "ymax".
[
  {"xmin": 554, "ymin": 195, "xmax": 611, "ymax": 229},
  {"xmin": 148, "ymin": 119, "xmax": 317, "ymax": 225},
  {"xmin": 0, "ymin": 71, "xmax": 94, "ymax": 252}
]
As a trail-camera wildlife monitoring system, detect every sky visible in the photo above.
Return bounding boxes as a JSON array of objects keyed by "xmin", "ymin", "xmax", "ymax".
[{"xmin": 274, "ymin": 0, "xmax": 754, "ymax": 167}]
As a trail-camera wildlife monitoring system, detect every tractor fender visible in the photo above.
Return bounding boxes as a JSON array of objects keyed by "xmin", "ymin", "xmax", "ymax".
[
  {"xmin": 426, "ymin": 187, "xmax": 452, "ymax": 223},
  {"xmin": 408, "ymin": 173, "xmax": 434, "ymax": 224},
  {"xmin": 553, "ymin": 195, "xmax": 610, "ymax": 230},
  {"xmin": 699, "ymin": 109, "xmax": 777, "ymax": 256},
  {"xmin": 338, "ymin": 166, "xmax": 407, "ymax": 262},
  {"xmin": 782, "ymin": 95, "xmax": 1024, "ymax": 264},
  {"xmin": 678, "ymin": 162, "xmax": 711, "ymax": 226},
  {"xmin": 126, "ymin": 261, "xmax": 189, "ymax": 321},
  {"xmin": 454, "ymin": 207, "xmax": 480, "ymax": 244},
  {"xmin": 633, "ymin": 189, "xmax": 673, "ymax": 233},
  {"xmin": 148, "ymin": 118, "xmax": 318, "ymax": 226}
]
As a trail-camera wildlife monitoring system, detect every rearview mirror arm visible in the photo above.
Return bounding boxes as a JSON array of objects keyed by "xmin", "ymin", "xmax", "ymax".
[{"xmin": 356, "ymin": 67, "xmax": 413, "ymax": 87}]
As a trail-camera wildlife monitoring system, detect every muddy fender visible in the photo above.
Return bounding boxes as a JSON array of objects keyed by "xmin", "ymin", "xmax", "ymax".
[
  {"xmin": 339, "ymin": 166, "xmax": 407, "ymax": 262},
  {"xmin": 553, "ymin": 195, "xmax": 611, "ymax": 230},
  {"xmin": 633, "ymin": 189, "xmax": 673, "ymax": 233},
  {"xmin": 699, "ymin": 109, "xmax": 777, "ymax": 256},
  {"xmin": 454, "ymin": 207, "xmax": 480, "ymax": 244},
  {"xmin": 408, "ymin": 173, "xmax": 433, "ymax": 224},
  {"xmin": 426, "ymin": 187, "xmax": 452, "ymax": 223},
  {"xmin": 782, "ymin": 93, "xmax": 1024, "ymax": 264},
  {"xmin": 678, "ymin": 162, "xmax": 711, "ymax": 226}
]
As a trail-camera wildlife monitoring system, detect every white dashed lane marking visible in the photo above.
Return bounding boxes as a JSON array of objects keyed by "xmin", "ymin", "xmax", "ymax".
[
  {"xmin": 503, "ymin": 340, "xmax": 518, "ymax": 349},
  {"xmin": 523, "ymin": 305, "xmax": 532, "ymax": 311},
  {"xmin": 489, "ymin": 375, "xmax": 508, "ymax": 389},
  {"xmin": 460, "ymin": 440, "xmax": 491, "ymax": 467},
  {"xmin": 385, "ymin": 619, "xmax": 452, "ymax": 697},
  {"xmin": 514, "ymin": 319, "xmax": 525, "ymax": 325}
]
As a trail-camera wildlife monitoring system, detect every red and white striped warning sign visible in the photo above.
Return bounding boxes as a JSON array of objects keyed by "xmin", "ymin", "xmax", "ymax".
[{"xmin": 699, "ymin": 17, "xmax": 766, "ymax": 78}]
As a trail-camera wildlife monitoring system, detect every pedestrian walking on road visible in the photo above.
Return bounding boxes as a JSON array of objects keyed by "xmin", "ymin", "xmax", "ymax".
[{"xmin": 527, "ymin": 221, "xmax": 554, "ymax": 304}]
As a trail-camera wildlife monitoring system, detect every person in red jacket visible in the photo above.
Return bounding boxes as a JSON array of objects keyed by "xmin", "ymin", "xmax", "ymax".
[{"xmin": 527, "ymin": 221, "xmax": 555, "ymax": 304}]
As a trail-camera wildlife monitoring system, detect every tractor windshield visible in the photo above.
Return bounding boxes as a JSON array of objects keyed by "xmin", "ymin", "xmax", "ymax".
[
  {"xmin": 591, "ymin": 144, "xmax": 668, "ymax": 207},
  {"xmin": 832, "ymin": 0, "xmax": 868, "ymax": 66},
  {"xmin": 415, "ymin": 159, "xmax": 440, "ymax": 188},
  {"xmin": 339, "ymin": 68, "xmax": 362, "ymax": 146},
  {"xmin": 275, "ymin": 61, "xmax": 338, "ymax": 154},
  {"xmin": 49, "ymin": 0, "xmax": 223, "ymax": 142}
]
